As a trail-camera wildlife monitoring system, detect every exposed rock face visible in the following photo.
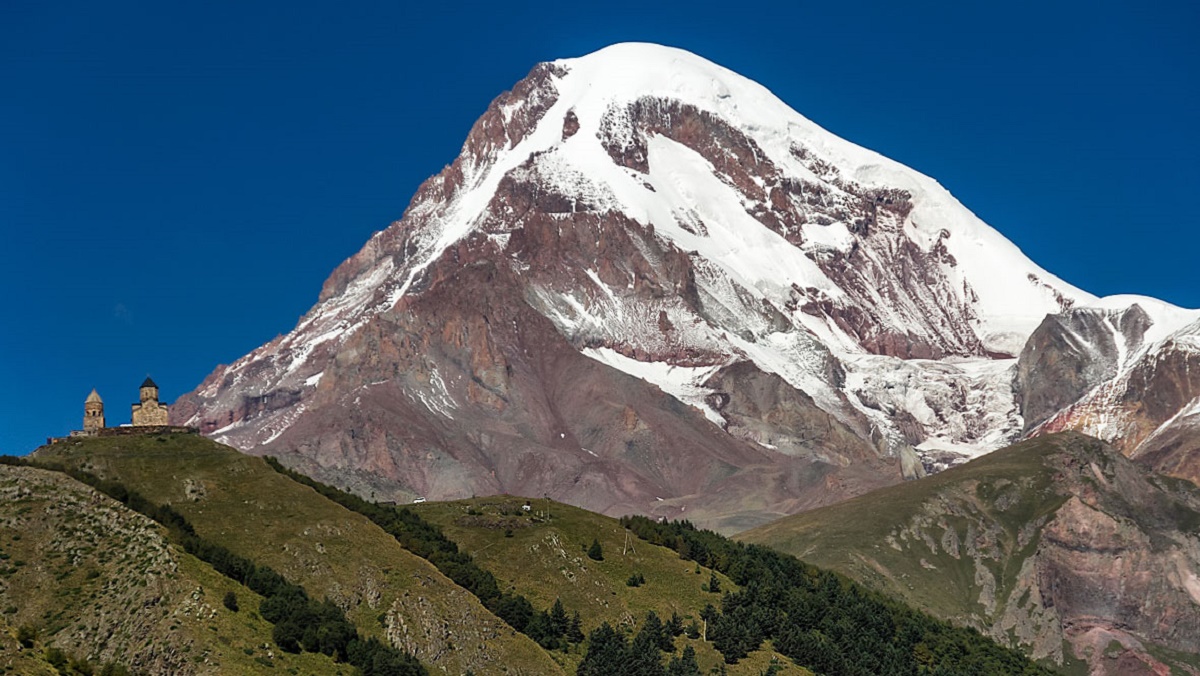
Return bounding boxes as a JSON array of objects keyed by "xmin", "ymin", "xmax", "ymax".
[
  {"xmin": 1034, "ymin": 313, "xmax": 1200, "ymax": 483},
  {"xmin": 740, "ymin": 433, "xmax": 1200, "ymax": 675},
  {"xmin": 171, "ymin": 43, "xmax": 1198, "ymax": 531},
  {"xmin": 702, "ymin": 360, "xmax": 881, "ymax": 466},
  {"xmin": 1017, "ymin": 305, "xmax": 1151, "ymax": 432}
]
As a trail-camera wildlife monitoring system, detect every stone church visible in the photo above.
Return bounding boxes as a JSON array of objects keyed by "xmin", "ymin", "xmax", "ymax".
[
  {"xmin": 53, "ymin": 377, "xmax": 195, "ymax": 444},
  {"xmin": 131, "ymin": 377, "xmax": 170, "ymax": 426},
  {"xmin": 70, "ymin": 377, "xmax": 175, "ymax": 435}
]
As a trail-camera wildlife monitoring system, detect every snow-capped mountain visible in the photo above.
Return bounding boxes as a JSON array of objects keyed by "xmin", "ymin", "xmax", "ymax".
[{"xmin": 172, "ymin": 44, "xmax": 1200, "ymax": 531}]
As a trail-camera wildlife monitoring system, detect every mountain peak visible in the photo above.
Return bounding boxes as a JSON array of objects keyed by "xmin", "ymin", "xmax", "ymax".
[
  {"xmin": 173, "ymin": 47, "xmax": 1198, "ymax": 529},
  {"xmin": 454, "ymin": 44, "xmax": 1089, "ymax": 354},
  {"xmin": 552, "ymin": 42, "xmax": 780, "ymax": 113}
]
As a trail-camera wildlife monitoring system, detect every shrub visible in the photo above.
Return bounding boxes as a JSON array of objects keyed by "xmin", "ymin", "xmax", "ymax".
[
  {"xmin": 587, "ymin": 538, "xmax": 603, "ymax": 561},
  {"xmin": 16, "ymin": 623, "xmax": 36, "ymax": 648}
]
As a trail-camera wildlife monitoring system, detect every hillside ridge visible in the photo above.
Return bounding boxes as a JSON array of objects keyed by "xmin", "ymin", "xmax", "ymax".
[{"xmin": 741, "ymin": 432, "xmax": 1200, "ymax": 675}]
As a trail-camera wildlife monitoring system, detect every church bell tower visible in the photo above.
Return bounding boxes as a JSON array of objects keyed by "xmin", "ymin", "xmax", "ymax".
[{"xmin": 83, "ymin": 389, "xmax": 105, "ymax": 433}]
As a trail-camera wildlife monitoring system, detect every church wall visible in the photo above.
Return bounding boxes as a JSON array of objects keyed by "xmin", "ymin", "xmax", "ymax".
[{"xmin": 132, "ymin": 401, "xmax": 170, "ymax": 426}]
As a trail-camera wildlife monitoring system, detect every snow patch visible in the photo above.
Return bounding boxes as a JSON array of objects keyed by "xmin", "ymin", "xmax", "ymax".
[
  {"xmin": 413, "ymin": 369, "xmax": 457, "ymax": 418},
  {"xmin": 581, "ymin": 347, "xmax": 726, "ymax": 426}
]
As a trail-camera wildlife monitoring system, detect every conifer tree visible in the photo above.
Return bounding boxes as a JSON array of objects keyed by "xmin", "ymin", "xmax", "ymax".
[
  {"xmin": 587, "ymin": 538, "xmax": 604, "ymax": 561},
  {"xmin": 666, "ymin": 645, "xmax": 701, "ymax": 676},
  {"xmin": 578, "ymin": 623, "xmax": 626, "ymax": 676},
  {"xmin": 568, "ymin": 611, "xmax": 585, "ymax": 644},
  {"xmin": 628, "ymin": 624, "xmax": 667, "ymax": 676},
  {"xmin": 666, "ymin": 611, "xmax": 684, "ymax": 637},
  {"xmin": 549, "ymin": 598, "xmax": 568, "ymax": 637},
  {"xmin": 525, "ymin": 611, "xmax": 557, "ymax": 649},
  {"xmin": 642, "ymin": 610, "xmax": 673, "ymax": 652}
]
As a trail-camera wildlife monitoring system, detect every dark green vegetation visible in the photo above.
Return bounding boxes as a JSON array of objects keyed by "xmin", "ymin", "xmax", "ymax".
[
  {"xmin": 412, "ymin": 494, "xmax": 1054, "ymax": 675},
  {"xmin": 621, "ymin": 515, "xmax": 1055, "ymax": 675},
  {"xmin": 266, "ymin": 457, "xmax": 584, "ymax": 652},
  {"xmin": 305, "ymin": 488, "xmax": 788, "ymax": 674},
  {"xmin": 578, "ymin": 614, "xmax": 701, "ymax": 676},
  {"xmin": 5, "ymin": 455, "xmax": 425, "ymax": 676}
]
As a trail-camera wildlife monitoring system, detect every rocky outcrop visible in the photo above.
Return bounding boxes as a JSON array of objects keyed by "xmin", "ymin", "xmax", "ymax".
[
  {"xmin": 1016, "ymin": 305, "xmax": 1151, "ymax": 432},
  {"xmin": 0, "ymin": 465, "xmax": 306, "ymax": 675},
  {"xmin": 1034, "ymin": 317, "xmax": 1200, "ymax": 483},
  {"xmin": 702, "ymin": 360, "xmax": 881, "ymax": 467}
]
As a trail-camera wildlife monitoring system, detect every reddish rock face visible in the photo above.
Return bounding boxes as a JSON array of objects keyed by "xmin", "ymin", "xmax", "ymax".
[
  {"xmin": 1032, "ymin": 440, "xmax": 1200, "ymax": 672},
  {"xmin": 180, "ymin": 231, "xmax": 902, "ymax": 532},
  {"xmin": 595, "ymin": 96, "xmax": 991, "ymax": 361},
  {"xmin": 1017, "ymin": 306, "xmax": 1151, "ymax": 432}
]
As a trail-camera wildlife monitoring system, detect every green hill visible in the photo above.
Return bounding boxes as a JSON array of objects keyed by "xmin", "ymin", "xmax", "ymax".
[
  {"xmin": 0, "ymin": 462, "xmax": 346, "ymax": 675},
  {"xmin": 269, "ymin": 462, "xmax": 1051, "ymax": 674},
  {"xmin": 412, "ymin": 495, "xmax": 805, "ymax": 675},
  {"xmin": 740, "ymin": 432, "xmax": 1200, "ymax": 676},
  {"xmin": 31, "ymin": 434, "xmax": 558, "ymax": 675}
]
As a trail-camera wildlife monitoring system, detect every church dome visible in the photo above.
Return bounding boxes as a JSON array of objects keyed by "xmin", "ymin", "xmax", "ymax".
[
  {"xmin": 141, "ymin": 377, "xmax": 158, "ymax": 389},
  {"xmin": 85, "ymin": 388, "xmax": 103, "ymax": 404}
]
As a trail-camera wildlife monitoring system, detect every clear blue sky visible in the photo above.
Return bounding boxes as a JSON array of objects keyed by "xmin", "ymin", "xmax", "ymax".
[{"xmin": 2, "ymin": 0, "xmax": 1197, "ymax": 454}]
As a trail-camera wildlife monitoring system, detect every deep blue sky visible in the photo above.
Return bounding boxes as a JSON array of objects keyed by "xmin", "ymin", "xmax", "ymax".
[{"xmin": 2, "ymin": 0, "xmax": 1197, "ymax": 454}]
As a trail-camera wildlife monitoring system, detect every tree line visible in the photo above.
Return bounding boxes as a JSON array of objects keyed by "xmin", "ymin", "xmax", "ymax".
[
  {"xmin": 619, "ymin": 515, "xmax": 1056, "ymax": 675},
  {"xmin": 579, "ymin": 610, "xmax": 702, "ymax": 676}
]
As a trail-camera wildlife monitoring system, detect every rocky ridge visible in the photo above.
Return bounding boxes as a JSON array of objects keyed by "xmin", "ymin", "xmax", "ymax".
[
  {"xmin": 1024, "ymin": 299, "xmax": 1200, "ymax": 485},
  {"xmin": 740, "ymin": 433, "xmax": 1200, "ymax": 675}
]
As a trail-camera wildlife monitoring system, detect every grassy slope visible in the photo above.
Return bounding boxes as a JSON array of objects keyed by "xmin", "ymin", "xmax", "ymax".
[
  {"xmin": 0, "ymin": 463, "xmax": 343, "ymax": 675},
  {"xmin": 414, "ymin": 495, "xmax": 812, "ymax": 675},
  {"xmin": 34, "ymin": 434, "xmax": 560, "ymax": 675},
  {"xmin": 0, "ymin": 617, "xmax": 59, "ymax": 676},
  {"xmin": 740, "ymin": 435, "xmax": 1068, "ymax": 623}
]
